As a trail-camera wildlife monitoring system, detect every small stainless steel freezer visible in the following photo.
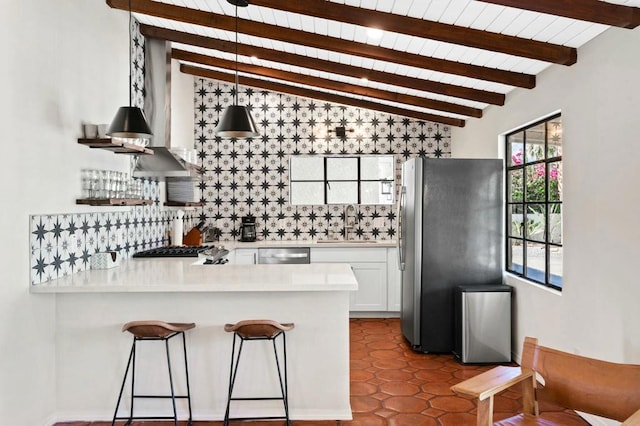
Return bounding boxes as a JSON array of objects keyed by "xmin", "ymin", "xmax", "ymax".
[{"xmin": 453, "ymin": 285, "xmax": 512, "ymax": 364}]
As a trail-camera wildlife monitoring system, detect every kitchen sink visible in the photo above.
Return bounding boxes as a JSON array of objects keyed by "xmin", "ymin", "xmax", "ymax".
[{"xmin": 316, "ymin": 239, "xmax": 380, "ymax": 244}]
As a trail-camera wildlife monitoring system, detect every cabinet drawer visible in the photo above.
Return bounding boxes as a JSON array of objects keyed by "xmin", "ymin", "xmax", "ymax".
[{"xmin": 310, "ymin": 247, "xmax": 387, "ymax": 263}]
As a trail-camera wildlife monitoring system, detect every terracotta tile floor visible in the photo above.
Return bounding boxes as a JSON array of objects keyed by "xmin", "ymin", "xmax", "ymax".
[{"xmin": 56, "ymin": 319, "xmax": 588, "ymax": 426}]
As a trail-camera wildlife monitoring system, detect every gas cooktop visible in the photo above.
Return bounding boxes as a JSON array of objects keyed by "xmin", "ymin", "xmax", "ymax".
[{"xmin": 132, "ymin": 245, "xmax": 208, "ymax": 258}]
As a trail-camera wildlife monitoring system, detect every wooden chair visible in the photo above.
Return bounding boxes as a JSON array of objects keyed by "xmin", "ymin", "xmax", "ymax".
[{"xmin": 451, "ymin": 337, "xmax": 640, "ymax": 426}]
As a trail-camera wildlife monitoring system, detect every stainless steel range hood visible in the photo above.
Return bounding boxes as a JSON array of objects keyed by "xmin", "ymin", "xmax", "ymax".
[
  {"xmin": 134, "ymin": 147, "xmax": 201, "ymax": 178},
  {"xmin": 133, "ymin": 38, "xmax": 199, "ymax": 179}
]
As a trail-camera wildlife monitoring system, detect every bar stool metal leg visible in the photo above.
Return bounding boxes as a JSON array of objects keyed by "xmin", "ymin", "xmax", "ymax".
[
  {"xmin": 182, "ymin": 331, "xmax": 193, "ymax": 425},
  {"xmin": 223, "ymin": 333, "xmax": 245, "ymax": 426},
  {"xmin": 111, "ymin": 341, "xmax": 135, "ymax": 426},
  {"xmin": 165, "ymin": 337, "xmax": 178, "ymax": 426},
  {"xmin": 129, "ymin": 339, "xmax": 137, "ymax": 424},
  {"xmin": 223, "ymin": 320, "xmax": 294, "ymax": 424},
  {"xmin": 272, "ymin": 333, "xmax": 291, "ymax": 426},
  {"xmin": 112, "ymin": 321, "xmax": 195, "ymax": 425}
]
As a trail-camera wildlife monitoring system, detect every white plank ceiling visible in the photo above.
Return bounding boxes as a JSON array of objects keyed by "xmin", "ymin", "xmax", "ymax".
[{"xmin": 122, "ymin": 0, "xmax": 640, "ymax": 126}]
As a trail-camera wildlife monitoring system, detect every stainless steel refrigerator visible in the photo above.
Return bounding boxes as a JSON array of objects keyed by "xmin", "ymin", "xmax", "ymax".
[{"xmin": 397, "ymin": 157, "xmax": 503, "ymax": 353}]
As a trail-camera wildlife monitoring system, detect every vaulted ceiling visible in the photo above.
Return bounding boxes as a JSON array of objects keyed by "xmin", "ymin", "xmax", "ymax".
[{"xmin": 106, "ymin": 0, "xmax": 640, "ymax": 127}]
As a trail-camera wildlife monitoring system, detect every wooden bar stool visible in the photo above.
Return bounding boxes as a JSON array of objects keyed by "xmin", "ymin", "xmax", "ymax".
[
  {"xmin": 111, "ymin": 320, "xmax": 195, "ymax": 426},
  {"xmin": 223, "ymin": 319, "xmax": 295, "ymax": 426}
]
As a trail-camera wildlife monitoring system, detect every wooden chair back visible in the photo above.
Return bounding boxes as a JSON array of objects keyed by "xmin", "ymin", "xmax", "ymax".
[{"xmin": 521, "ymin": 337, "xmax": 640, "ymax": 422}]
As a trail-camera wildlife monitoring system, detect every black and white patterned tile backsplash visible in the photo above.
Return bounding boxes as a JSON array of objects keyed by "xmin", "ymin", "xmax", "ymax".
[
  {"xmin": 30, "ymin": 179, "xmax": 198, "ymax": 285},
  {"xmin": 194, "ymin": 78, "xmax": 452, "ymax": 241},
  {"xmin": 131, "ymin": 19, "xmax": 144, "ymax": 109}
]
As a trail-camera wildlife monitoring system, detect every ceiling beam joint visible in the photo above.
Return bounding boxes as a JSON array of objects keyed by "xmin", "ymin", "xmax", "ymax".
[{"xmin": 180, "ymin": 64, "xmax": 466, "ymax": 127}]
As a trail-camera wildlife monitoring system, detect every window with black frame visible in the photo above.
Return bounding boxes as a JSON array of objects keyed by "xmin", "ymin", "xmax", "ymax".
[
  {"xmin": 506, "ymin": 114, "xmax": 563, "ymax": 290},
  {"xmin": 289, "ymin": 155, "xmax": 394, "ymax": 205}
]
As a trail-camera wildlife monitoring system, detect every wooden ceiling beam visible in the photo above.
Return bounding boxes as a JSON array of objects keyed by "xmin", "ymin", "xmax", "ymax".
[
  {"xmin": 172, "ymin": 49, "xmax": 482, "ymax": 118},
  {"xmin": 144, "ymin": 25, "xmax": 504, "ymax": 106},
  {"xmin": 109, "ymin": 0, "xmax": 536, "ymax": 88},
  {"xmin": 475, "ymin": 0, "xmax": 640, "ymax": 29},
  {"xmin": 250, "ymin": 0, "xmax": 576, "ymax": 65},
  {"xmin": 180, "ymin": 64, "xmax": 466, "ymax": 128}
]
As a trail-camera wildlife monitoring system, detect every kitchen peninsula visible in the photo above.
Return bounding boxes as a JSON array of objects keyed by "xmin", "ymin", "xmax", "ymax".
[{"xmin": 32, "ymin": 256, "xmax": 357, "ymax": 422}]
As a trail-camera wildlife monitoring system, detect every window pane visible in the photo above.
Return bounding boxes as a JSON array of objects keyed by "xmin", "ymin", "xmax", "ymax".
[
  {"xmin": 549, "ymin": 246, "xmax": 563, "ymax": 288},
  {"xmin": 290, "ymin": 182, "xmax": 324, "ymax": 205},
  {"xmin": 525, "ymin": 164, "xmax": 546, "ymax": 202},
  {"xmin": 507, "ymin": 238, "xmax": 523, "ymax": 274},
  {"xmin": 290, "ymin": 156, "xmax": 323, "ymax": 180},
  {"xmin": 547, "ymin": 117, "xmax": 562, "ymax": 158},
  {"xmin": 549, "ymin": 204, "xmax": 562, "ymax": 244},
  {"xmin": 548, "ymin": 161, "xmax": 562, "ymax": 201},
  {"xmin": 508, "ymin": 169, "xmax": 523, "ymax": 202},
  {"xmin": 525, "ymin": 242, "xmax": 546, "ymax": 283},
  {"xmin": 327, "ymin": 181, "xmax": 358, "ymax": 204},
  {"xmin": 327, "ymin": 157, "xmax": 358, "ymax": 180},
  {"xmin": 361, "ymin": 155, "xmax": 394, "ymax": 180},
  {"xmin": 525, "ymin": 123, "xmax": 545, "ymax": 162},
  {"xmin": 507, "ymin": 133, "xmax": 524, "ymax": 167},
  {"xmin": 361, "ymin": 181, "xmax": 393, "ymax": 205},
  {"xmin": 525, "ymin": 204, "xmax": 546, "ymax": 241},
  {"xmin": 508, "ymin": 204, "xmax": 524, "ymax": 237}
]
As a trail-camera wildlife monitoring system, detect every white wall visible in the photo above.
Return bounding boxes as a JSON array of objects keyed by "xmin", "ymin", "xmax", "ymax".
[
  {"xmin": 452, "ymin": 26, "xmax": 640, "ymax": 369},
  {"xmin": 1, "ymin": 1, "xmax": 133, "ymax": 424}
]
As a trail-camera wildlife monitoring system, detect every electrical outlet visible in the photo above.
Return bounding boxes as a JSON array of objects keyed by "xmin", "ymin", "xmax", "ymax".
[{"xmin": 69, "ymin": 234, "xmax": 79, "ymax": 249}]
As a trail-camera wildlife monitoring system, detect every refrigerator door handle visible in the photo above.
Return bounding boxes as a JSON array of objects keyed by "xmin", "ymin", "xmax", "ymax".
[{"xmin": 397, "ymin": 186, "xmax": 405, "ymax": 271}]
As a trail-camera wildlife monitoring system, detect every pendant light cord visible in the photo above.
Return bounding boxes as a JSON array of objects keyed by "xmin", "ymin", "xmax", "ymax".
[
  {"xmin": 128, "ymin": 0, "xmax": 133, "ymax": 107},
  {"xmin": 234, "ymin": 2, "xmax": 239, "ymax": 105}
]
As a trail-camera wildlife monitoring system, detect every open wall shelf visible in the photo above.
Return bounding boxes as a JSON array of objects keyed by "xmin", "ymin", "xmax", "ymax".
[
  {"xmin": 76, "ymin": 198, "xmax": 153, "ymax": 206},
  {"xmin": 164, "ymin": 201, "xmax": 204, "ymax": 207},
  {"xmin": 78, "ymin": 138, "xmax": 154, "ymax": 155}
]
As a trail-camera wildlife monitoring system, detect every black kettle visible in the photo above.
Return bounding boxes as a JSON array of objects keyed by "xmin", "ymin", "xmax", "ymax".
[{"xmin": 239, "ymin": 216, "xmax": 257, "ymax": 242}]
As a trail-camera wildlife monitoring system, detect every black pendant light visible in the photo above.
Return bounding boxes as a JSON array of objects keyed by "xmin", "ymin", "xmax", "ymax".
[
  {"xmin": 215, "ymin": 0, "xmax": 260, "ymax": 138},
  {"xmin": 107, "ymin": 0, "xmax": 152, "ymax": 139}
]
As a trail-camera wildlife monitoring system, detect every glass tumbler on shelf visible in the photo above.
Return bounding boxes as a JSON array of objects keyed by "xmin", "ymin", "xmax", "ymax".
[
  {"xmin": 136, "ymin": 180, "xmax": 144, "ymax": 199},
  {"xmin": 119, "ymin": 173, "xmax": 129, "ymax": 198},
  {"xmin": 107, "ymin": 171, "xmax": 115, "ymax": 198},
  {"xmin": 82, "ymin": 169, "xmax": 95, "ymax": 199},
  {"xmin": 97, "ymin": 170, "xmax": 110, "ymax": 199},
  {"xmin": 111, "ymin": 171, "xmax": 122, "ymax": 198},
  {"xmin": 124, "ymin": 178, "xmax": 134, "ymax": 199}
]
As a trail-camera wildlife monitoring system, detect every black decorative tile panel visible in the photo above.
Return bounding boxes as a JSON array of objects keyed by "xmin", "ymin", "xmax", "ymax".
[
  {"xmin": 194, "ymin": 79, "xmax": 451, "ymax": 242},
  {"xmin": 131, "ymin": 19, "xmax": 144, "ymax": 109}
]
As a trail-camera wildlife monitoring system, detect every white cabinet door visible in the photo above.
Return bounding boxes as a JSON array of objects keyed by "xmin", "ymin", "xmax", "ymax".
[
  {"xmin": 386, "ymin": 248, "xmax": 401, "ymax": 312},
  {"xmin": 349, "ymin": 262, "xmax": 388, "ymax": 311},
  {"xmin": 233, "ymin": 249, "xmax": 257, "ymax": 264},
  {"xmin": 310, "ymin": 247, "xmax": 388, "ymax": 312}
]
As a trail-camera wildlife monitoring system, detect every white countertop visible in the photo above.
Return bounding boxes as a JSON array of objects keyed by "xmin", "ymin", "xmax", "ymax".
[
  {"xmin": 225, "ymin": 239, "xmax": 397, "ymax": 249},
  {"xmin": 30, "ymin": 258, "xmax": 358, "ymax": 293}
]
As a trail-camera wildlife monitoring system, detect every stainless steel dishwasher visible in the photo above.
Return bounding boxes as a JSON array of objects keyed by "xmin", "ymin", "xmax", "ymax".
[{"xmin": 257, "ymin": 247, "xmax": 310, "ymax": 264}]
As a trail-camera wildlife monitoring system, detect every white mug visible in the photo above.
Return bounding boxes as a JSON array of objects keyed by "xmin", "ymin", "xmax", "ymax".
[{"xmin": 83, "ymin": 124, "xmax": 98, "ymax": 139}]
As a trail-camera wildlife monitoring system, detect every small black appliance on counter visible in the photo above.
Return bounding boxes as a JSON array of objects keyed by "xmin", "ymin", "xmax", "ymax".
[{"xmin": 239, "ymin": 216, "xmax": 257, "ymax": 242}]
